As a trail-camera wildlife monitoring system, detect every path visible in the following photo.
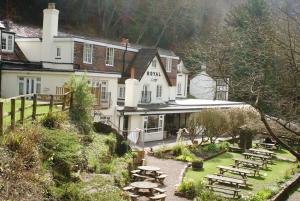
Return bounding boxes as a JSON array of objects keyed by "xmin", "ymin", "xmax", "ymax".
[
  {"xmin": 144, "ymin": 155, "xmax": 189, "ymax": 201},
  {"xmin": 285, "ymin": 186, "xmax": 300, "ymax": 201}
]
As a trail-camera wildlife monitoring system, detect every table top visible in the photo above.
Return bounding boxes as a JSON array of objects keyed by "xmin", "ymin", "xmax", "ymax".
[
  {"xmin": 130, "ymin": 181, "xmax": 158, "ymax": 189},
  {"xmin": 138, "ymin": 166, "xmax": 161, "ymax": 172},
  {"xmin": 243, "ymin": 153, "xmax": 270, "ymax": 159},
  {"xmin": 234, "ymin": 158, "xmax": 263, "ymax": 165},
  {"xmin": 249, "ymin": 148, "xmax": 274, "ymax": 154},
  {"xmin": 257, "ymin": 142, "xmax": 276, "ymax": 146},
  {"xmin": 217, "ymin": 165, "xmax": 251, "ymax": 174},
  {"xmin": 205, "ymin": 174, "xmax": 244, "ymax": 184}
]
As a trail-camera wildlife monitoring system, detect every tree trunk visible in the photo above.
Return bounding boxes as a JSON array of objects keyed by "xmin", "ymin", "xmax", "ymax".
[{"xmin": 259, "ymin": 110, "xmax": 300, "ymax": 161}]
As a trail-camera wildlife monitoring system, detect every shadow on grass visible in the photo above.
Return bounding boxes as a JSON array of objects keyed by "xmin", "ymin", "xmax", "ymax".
[{"xmin": 253, "ymin": 175, "xmax": 266, "ymax": 180}]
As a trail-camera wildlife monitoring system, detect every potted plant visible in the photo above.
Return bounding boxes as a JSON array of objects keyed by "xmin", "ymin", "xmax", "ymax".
[{"xmin": 191, "ymin": 158, "xmax": 203, "ymax": 170}]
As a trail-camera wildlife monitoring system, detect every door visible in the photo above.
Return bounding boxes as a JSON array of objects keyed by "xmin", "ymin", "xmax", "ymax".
[
  {"xmin": 19, "ymin": 77, "xmax": 41, "ymax": 95},
  {"xmin": 100, "ymin": 81, "xmax": 108, "ymax": 101}
]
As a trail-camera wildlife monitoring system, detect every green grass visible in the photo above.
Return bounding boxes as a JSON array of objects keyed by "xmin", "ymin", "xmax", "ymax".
[
  {"xmin": 2, "ymin": 99, "xmax": 60, "ymax": 131},
  {"xmin": 185, "ymin": 152, "xmax": 298, "ymax": 196}
]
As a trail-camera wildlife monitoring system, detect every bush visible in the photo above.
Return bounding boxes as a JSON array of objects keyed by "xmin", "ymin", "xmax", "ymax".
[
  {"xmin": 93, "ymin": 122, "xmax": 114, "ymax": 134},
  {"xmin": 172, "ymin": 144, "xmax": 184, "ymax": 156},
  {"xmin": 41, "ymin": 112, "xmax": 68, "ymax": 129},
  {"xmin": 177, "ymin": 179, "xmax": 197, "ymax": 199},
  {"xmin": 68, "ymin": 76, "xmax": 94, "ymax": 135},
  {"xmin": 192, "ymin": 158, "xmax": 203, "ymax": 170},
  {"xmin": 176, "ymin": 147, "xmax": 196, "ymax": 162},
  {"xmin": 2, "ymin": 132, "xmax": 23, "ymax": 152},
  {"xmin": 104, "ymin": 134, "xmax": 117, "ymax": 155}
]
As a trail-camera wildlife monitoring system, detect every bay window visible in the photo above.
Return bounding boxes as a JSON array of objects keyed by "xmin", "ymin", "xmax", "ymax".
[{"xmin": 143, "ymin": 115, "xmax": 164, "ymax": 133}]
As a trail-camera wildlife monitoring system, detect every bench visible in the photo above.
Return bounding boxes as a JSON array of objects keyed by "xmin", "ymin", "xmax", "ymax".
[
  {"xmin": 214, "ymin": 174, "xmax": 247, "ymax": 187},
  {"xmin": 205, "ymin": 174, "xmax": 245, "ymax": 189},
  {"xmin": 123, "ymin": 186, "xmax": 135, "ymax": 192},
  {"xmin": 206, "ymin": 184, "xmax": 240, "ymax": 198},
  {"xmin": 132, "ymin": 173, "xmax": 154, "ymax": 181},
  {"xmin": 242, "ymin": 153, "xmax": 271, "ymax": 167},
  {"xmin": 126, "ymin": 192, "xmax": 139, "ymax": 201},
  {"xmin": 229, "ymin": 146, "xmax": 243, "ymax": 153},
  {"xmin": 153, "ymin": 187, "xmax": 167, "ymax": 193},
  {"xmin": 156, "ymin": 174, "xmax": 167, "ymax": 184},
  {"xmin": 233, "ymin": 158, "xmax": 263, "ymax": 174},
  {"xmin": 217, "ymin": 165, "xmax": 251, "ymax": 179},
  {"xmin": 248, "ymin": 148, "xmax": 275, "ymax": 157},
  {"xmin": 149, "ymin": 193, "xmax": 167, "ymax": 201},
  {"xmin": 130, "ymin": 170, "xmax": 141, "ymax": 174}
]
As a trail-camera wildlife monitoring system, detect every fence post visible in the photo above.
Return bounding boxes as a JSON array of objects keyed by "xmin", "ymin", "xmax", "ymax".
[
  {"xmin": 32, "ymin": 94, "xmax": 37, "ymax": 121},
  {"xmin": 11, "ymin": 98, "xmax": 16, "ymax": 131},
  {"xmin": 49, "ymin": 95, "xmax": 54, "ymax": 113},
  {"xmin": 0, "ymin": 101, "xmax": 3, "ymax": 135},
  {"xmin": 20, "ymin": 96, "xmax": 25, "ymax": 124},
  {"xmin": 62, "ymin": 94, "xmax": 66, "ymax": 111}
]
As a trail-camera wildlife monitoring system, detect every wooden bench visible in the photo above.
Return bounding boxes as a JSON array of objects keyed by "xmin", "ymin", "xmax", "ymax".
[
  {"xmin": 130, "ymin": 170, "xmax": 141, "ymax": 174},
  {"xmin": 206, "ymin": 184, "xmax": 240, "ymax": 198},
  {"xmin": 123, "ymin": 186, "xmax": 135, "ymax": 192},
  {"xmin": 248, "ymin": 148, "xmax": 275, "ymax": 157},
  {"xmin": 132, "ymin": 173, "xmax": 154, "ymax": 181},
  {"xmin": 155, "ymin": 174, "xmax": 167, "ymax": 184},
  {"xmin": 205, "ymin": 174, "xmax": 245, "ymax": 189},
  {"xmin": 217, "ymin": 165, "xmax": 251, "ymax": 179},
  {"xmin": 126, "ymin": 192, "xmax": 139, "ymax": 201},
  {"xmin": 255, "ymin": 142, "xmax": 277, "ymax": 150},
  {"xmin": 149, "ymin": 193, "xmax": 167, "ymax": 201},
  {"xmin": 229, "ymin": 146, "xmax": 243, "ymax": 153},
  {"xmin": 153, "ymin": 187, "xmax": 167, "ymax": 193},
  {"xmin": 233, "ymin": 158, "xmax": 263, "ymax": 175},
  {"xmin": 214, "ymin": 174, "xmax": 247, "ymax": 187},
  {"xmin": 242, "ymin": 153, "xmax": 271, "ymax": 167}
]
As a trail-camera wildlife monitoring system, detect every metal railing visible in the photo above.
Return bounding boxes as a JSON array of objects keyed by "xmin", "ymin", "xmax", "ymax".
[{"xmin": 141, "ymin": 91, "xmax": 151, "ymax": 104}]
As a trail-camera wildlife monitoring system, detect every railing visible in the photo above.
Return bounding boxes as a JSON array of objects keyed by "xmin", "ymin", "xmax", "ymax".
[
  {"xmin": 0, "ymin": 92, "xmax": 73, "ymax": 135},
  {"xmin": 141, "ymin": 91, "xmax": 151, "ymax": 104}
]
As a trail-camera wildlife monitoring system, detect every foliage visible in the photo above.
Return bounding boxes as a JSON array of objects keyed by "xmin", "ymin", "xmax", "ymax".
[
  {"xmin": 172, "ymin": 143, "xmax": 185, "ymax": 156},
  {"xmin": 104, "ymin": 134, "xmax": 117, "ymax": 156},
  {"xmin": 40, "ymin": 129, "xmax": 83, "ymax": 183},
  {"xmin": 153, "ymin": 144, "xmax": 168, "ymax": 158},
  {"xmin": 177, "ymin": 179, "xmax": 198, "ymax": 199},
  {"xmin": 2, "ymin": 132, "xmax": 23, "ymax": 152},
  {"xmin": 41, "ymin": 112, "xmax": 68, "ymax": 129},
  {"xmin": 176, "ymin": 147, "xmax": 196, "ymax": 162},
  {"xmin": 192, "ymin": 158, "xmax": 203, "ymax": 170},
  {"xmin": 68, "ymin": 76, "xmax": 94, "ymax": 135},
  {"xmin": 93, "ymin": 122, "xmax": 114, "ymax": 134}
]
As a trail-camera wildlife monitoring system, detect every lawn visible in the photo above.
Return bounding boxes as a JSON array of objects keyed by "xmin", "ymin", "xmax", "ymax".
[
  {"xmin": 2, "ymin": 99, "xmax": 60, "ymax": 130},
  {"xmin": 185, "ymin": 151, "xmax": 298, "ymax": 196}
]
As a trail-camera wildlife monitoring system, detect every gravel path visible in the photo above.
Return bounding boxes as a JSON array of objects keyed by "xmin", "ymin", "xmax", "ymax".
[{"xmin": 142, "ymin": 155, "xmax": 190, "ymax": 201}]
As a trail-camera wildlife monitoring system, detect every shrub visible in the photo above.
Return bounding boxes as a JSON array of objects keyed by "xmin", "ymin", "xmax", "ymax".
[
  {"xmin": 100, "ymin": 163, "xmax": 113, "ymax": 174},
  {"xmin": 176, "ymin": 147, "xmax": 196, "ymax": 162},
  {"xmin": 2, "ymin": 132, "xmax": 23, "ymax": 152},
  {"xmin": 192, "ymin": 158, "xmax": 203, "ymax": 170},
  {"xmin": 93, "ymin": 122, "xmax": 114, "ymax": 134},
  {"xmin": 41, "ymin": 112, "xmax": 68, "ymax": 129},
  {"xmin": 177, "ymin": 179, "xmax": 197, "ymax": 199},
  {"xmin": 115, "ymin": 132, "xmax": 129, "ymax": 156},
  {"xmin": 172, "ymin": 144, "xmax": 184, "ymax": 156},
  {"xmin": 104, "ymin": 134, "xmax": 117, "ymax": 155},
  {"xmin": 68, "ymin": 76, "xmax": 94, "ymax": 135}
]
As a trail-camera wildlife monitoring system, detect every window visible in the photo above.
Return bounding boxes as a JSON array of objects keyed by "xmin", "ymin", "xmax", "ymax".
[
  {"xmin": 56, "ymin": 47, "xmax": 61, "ymax": 58},
  {"xmin": 118, "ymin": 86, "xmax": 125, "ymax": 99},
  {"xmin": 177, "ymin": 82, "xmax": 182, "ymax": 95},
  {"xmin": 166, "ymin": 58, "xmax": 172, "ymax": 72},
  {"xmin": 18, "ymin": 77, "xmax": 41, "ymax": 95},
  {"xmin": 143, "ymin": 115, "xmax": 164, "ymax": 133},
  {"xmin": 105, "ymin": 47, "xmax": 114, "ymax": 66},
  {"xmin": 1, "ymin": 33, "xmax": 14, "ymax": 52},
  {"xmin": 156, "ymin": 85, "xmax": 162, "ymax": 98},
  {"xmin": 18, "ymin": 77, "xmax": 24, "ymax": 95},
  {"xmin": 152, "ymin": 59, "xmax": 157, "ymax": 68},
  {"xmin": 83, "ymin": 43, "xmax": 93, "ymax": 64},
  {"xmin": 216, "ymin": 78, "xmax": 228, "ymax": 100}
]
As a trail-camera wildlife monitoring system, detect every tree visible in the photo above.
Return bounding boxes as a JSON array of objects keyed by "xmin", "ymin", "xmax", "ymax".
[
  {"xmin": 225, "ymin": 108, "xmax": 247, "ymax": 144},
  {"xmin": 195, "ymin": 0, "xmax": 300, "ymax": 160}
]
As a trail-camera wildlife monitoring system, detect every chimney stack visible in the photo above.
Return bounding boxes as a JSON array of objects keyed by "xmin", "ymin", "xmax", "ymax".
[
  {"xmin": 130, "ymin": 68, "xmax": 135, "ymax": 79},
  {"xmin": 48, "ymin": 3, "xmax": 56, "ymax": 9}
]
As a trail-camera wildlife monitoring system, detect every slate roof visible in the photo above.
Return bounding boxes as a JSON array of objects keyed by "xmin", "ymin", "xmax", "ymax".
[{"xmin": 124, "ymin": 48, "xmax": 172, "ymax": 86}]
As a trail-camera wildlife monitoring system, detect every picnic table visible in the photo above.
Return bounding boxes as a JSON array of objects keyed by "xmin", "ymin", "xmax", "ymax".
[
  {"xmin": 255, "ymin": 142, "xmax": 277, "ymax": 150},
  {"xmin": 242, "ymin": 153, "xmax": 271, "ymax": 167},
  {"xmin": 205, "ymin": 174, "xmax": 245, "ymax": 188},
  {"xmin": 138, "ymin": 166, "xmax": 161, "ymax": 172},
  {"xmin": 249, "ymin": 148, "xmax": 275, "ymax": 157},
  {"xmin": 233, "ymin": 158, "xmax": 263, "ymax": 176},
  {"xmin": 217, "ymin": 165, "xmax": 251, "ymax": 179},
  {"xmin": 131, "ymin": 181, "xmax": 158, "ymax": 190}
]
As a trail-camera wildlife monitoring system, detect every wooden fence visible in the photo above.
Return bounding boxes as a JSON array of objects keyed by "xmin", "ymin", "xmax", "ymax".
[{"xmin": 0, "ymin": 92, "xmax": 73, "ymax": 135}]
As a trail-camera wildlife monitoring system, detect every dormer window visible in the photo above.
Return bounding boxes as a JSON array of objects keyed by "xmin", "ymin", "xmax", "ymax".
[
  {"xmin": 105, "ymin": 47, "xmax": 114, "ymax": 66},
  {"xmin": 152, "ymin": 60, "xmax": 157, "ymax": 68},
  {"xmin": 1, "ymin": 32, "xmax": 14, "ymax": 52},
  {"xmin": 83, "ymin": 43, "xmax": 93, "ymax": 64},
  {"xmin": 166, "ymin": 58, "xmax": 172, "ymax": 72}
]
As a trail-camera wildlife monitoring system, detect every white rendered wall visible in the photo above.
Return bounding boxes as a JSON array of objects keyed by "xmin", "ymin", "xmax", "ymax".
[
  {"xmin": 1, "ymin": 70, "xmax": 71, "ymax": 98},
  {"xmin": 190, "ymin": 71, "xmax": 216, "ymax": 100},
  {"xmin": 139, "ymin": 56, "xmax": 171, "ymax": 103},
  {"xmin": 16, "ymin": 40, "xmax": 42, "ymax": 62}
]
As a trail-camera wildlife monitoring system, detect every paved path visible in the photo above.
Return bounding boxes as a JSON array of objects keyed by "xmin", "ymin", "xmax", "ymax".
[
  {"xmin": 143, "ymin": 155, "xmax": 189, "ymax": 201},
  {"xmin": 285, "ymin": 187, "xmax": 300, "ymax": 201}
]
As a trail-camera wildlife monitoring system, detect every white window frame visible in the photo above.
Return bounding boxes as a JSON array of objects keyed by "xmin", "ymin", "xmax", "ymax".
[
  {"xmin": 83, "ymin": 43, "xmax": 93, "ymax": 64},
  {"xmin": 143, "ymin": 115, "xmax": 164, "ymax": 133},
  {"xmin": 18, "ymin": 77, "xmax": 41, "ymax": 95},
  {"xmin": 118, "ymin": 86, "xmax": 125, "ymax": 99},
  {"xmin": 166, "ymin": 58, "xmax": 172, "ymax": 72},
  {"xmin": 156, "ymin": 85, "xmax": 162, "ymax": 98},
  {"xmin": 105, "ymin": 47, "xmax": 114, "ymax": 66},
  {"xmin": 177, "ymin": 82, "xmax": 182, "ymax": 95},
  {"xmin": 1, "ymin": 32, "xmax": 14, "ymax": 52}
]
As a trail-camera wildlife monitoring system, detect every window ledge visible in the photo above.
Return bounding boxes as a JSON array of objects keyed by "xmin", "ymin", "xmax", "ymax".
[
  {"xmin": 83, "ymin": 61, "xmax": 93, "ymax": 64},
  {"xmin": 106, "ymin": 64, "xmax": 114, "ymax": 67},
  {"xmin": 1, "ymin": 49, "xmax": 14, "ymax": 53}
]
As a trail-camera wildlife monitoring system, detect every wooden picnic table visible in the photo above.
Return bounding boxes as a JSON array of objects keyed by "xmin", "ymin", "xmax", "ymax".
[
  {"xmin": 205, "ymin": 174, "xmax": 245, "ymax": 188},
  {"xmin": 255, "ymin": 142, "xmax": 277, "ymax": 150},
  {"xmin": 233, "ymin": 158, "xmax": 263, "ymax": 176},
  {"xmin": 217, "ymin": 165, "xmax": 251, "ymax": 179},
  {"xmin": 138, "ymin": 166, "xmax": 161, "ymax": 172},
  {"xmin": 242, "ymin": 153, "xmax": 271, "ymax": 167},
  {"xmin": 131, "ymin": 181, "xmax": 158, "ymax": 190},
  {"xmin": 249, "ymin": 148, "xmax": 275, "ymax": 157}
]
